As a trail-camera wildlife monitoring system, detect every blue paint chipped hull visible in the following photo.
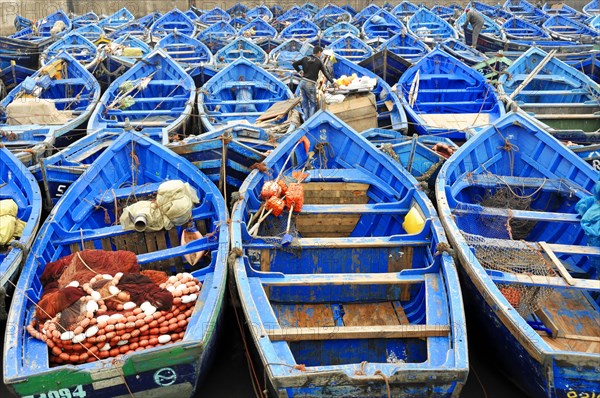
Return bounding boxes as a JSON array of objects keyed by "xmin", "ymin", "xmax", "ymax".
[
  {"xmin": 436, "ymin": 111, "xmax": 600, "ymax": 398},
  {"xmin": 231, "ymin": 111, "xmax": 468, "ymax": 397}
]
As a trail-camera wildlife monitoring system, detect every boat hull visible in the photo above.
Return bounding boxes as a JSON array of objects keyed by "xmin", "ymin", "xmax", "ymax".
[{"xmin": 458, "ymin": 263, "xmax": 600, "ymax": 398}]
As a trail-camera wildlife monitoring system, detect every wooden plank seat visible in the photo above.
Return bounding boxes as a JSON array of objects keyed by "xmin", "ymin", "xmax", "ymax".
[
  {"xmin": 453, "ymin": 174, "xmax": 586, "ymax": 195},
  {"xmin": 489, "ymin": 270, "xmax": 600, "ymax": 291},
  {"xmin": 299, "ymin": 202, "xmax": 409, "ymax": 214},
  {"xmin": 243, "ymin": 235, "xmax": 431, "ymax": 249},
  {"xmin": 452, "ymin": 206, "xmax": 582, "ymax": 223},
  {"xmin": 266, "ymin": 325, "xmax": 450, "ymax": 341},
  {"xmin": 202, "ymin": 99, "xmax": 279, "ymax": 106},
  {"xmin": 258, "ymin": 271, "xmax": 428, "ymax": 286}
]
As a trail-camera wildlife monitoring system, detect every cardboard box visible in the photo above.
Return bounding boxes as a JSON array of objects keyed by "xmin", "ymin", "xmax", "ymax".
[{"xmin": 324, "ymin": 93, "xmax": 378, "ymax": 132}]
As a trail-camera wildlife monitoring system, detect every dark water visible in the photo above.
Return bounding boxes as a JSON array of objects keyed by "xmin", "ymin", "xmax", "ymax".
[{"xmin": 0, "ymin": 298, "xmax": 527, "ymax": 398}]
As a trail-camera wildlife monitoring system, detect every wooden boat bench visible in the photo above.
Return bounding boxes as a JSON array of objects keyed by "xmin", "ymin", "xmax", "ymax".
[{"xmin": 451, "ymin": 174, "xmax": 589, "ymax": 197}]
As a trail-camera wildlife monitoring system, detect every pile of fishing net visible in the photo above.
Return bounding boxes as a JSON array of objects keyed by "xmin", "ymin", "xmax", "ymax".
[
  {"xmin": 27, "ymin": 249, "xmax": 202, "ymax": 365},
  {"xmin": 462, "ymin": 182, "xmax": 556, "ymax": 316}
]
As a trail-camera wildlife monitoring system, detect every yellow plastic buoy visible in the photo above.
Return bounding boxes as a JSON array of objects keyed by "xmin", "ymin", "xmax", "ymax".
[{"xmin": 403, "ymin": 206, "xmax": 425, "ymax": 234}]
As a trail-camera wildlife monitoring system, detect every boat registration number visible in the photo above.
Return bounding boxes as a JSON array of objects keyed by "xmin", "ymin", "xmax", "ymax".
[
  {"xmin": 24, "ymin": 385, "xmax": 86, "ymax": 398},
  {"xmin": 567, "ymin": 391, "xmax": 599, "ymax": 398}
]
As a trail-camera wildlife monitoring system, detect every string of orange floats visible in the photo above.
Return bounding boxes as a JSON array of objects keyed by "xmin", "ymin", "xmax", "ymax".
[{"xmin": 27, "ymin": 272, "xmax": 202, "ymax": 365}]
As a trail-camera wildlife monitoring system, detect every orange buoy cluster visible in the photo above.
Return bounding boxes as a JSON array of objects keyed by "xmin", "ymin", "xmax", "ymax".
[
  {"xmin": 260, "ymin": 179, "xmax": 304, "ymax": 216},
  {"xmin": 27, "ymin": 272, "xmax": 202, "ymax": 365}
]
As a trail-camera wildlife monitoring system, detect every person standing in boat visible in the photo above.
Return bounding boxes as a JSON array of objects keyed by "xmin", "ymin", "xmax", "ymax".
[
  {"xmin": 462, "ymin": 7, "xmax": 485, "ymax": 50},
  {"xmin": 292, "ymin": 45, "xmax": 336, "ymax": 120}
]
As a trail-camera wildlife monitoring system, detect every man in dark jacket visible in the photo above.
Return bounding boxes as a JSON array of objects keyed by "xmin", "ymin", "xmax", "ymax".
[
  {"xmin": 292, "ymin": 46, "xmax": 336, "ymax": 120},
  {"xmin": 462, "ymin": 7, "xmax": 485, "ymax": 49}
]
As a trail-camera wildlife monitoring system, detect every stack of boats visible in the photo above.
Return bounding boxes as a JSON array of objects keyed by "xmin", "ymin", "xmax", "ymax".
[{"xmin": 0, "ymin": 2, "xmax": 598, "ymax": 398}]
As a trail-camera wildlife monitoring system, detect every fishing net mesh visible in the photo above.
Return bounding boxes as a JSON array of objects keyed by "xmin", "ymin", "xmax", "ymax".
[{"xmin": 461, "ymin": 186, "xmax": 557, "ymax": 316}]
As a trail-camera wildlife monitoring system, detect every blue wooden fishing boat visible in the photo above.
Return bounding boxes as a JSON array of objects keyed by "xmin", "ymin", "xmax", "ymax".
[
  {"xmin": 150, "ymin": 9, "xmax": 196, "ymax": 42},
  {"xmin": 435, "ymin": 110, "xmax": 600, "ymax": 398},
  {"xmin": 472, "ymin": 26, "xmax": 593, "ymax": 55},
  {"xmin": 98, "ymin": 35, "xmax": 151, "ymax": 90},
  {"xmin": 396, "ymin": 46, "xmax": 504, "ymax": 139},
  {"xmin": 352, "ymin": 4, "xmax": 381, "ymax": 27},
  {"xmin": 185, "ymin": 7, "xmax": 202, "ymax": 21},
  {"xmin": 198, "ymin": 57, "xmax": 292, "ymax": 131},
  {"xmin": 584, "ymin": 0, "xmax": 600, "ymax": 16},
  {"xmin": 0, "ymin": 145, "xmax": 41, "ymax": 318},
  {"xmin": 392, "ymin": 1, "xmax": 420, "ymax": 19},
  {"xmin": 330, "ymin": 54, "xmax": 408, "ymax": 132},
  {"xmin": 229, "ymin": 17, "xmax": 248, "ymax": 30},
  {"xmin": 247, "ymin": 5, "xmax": 273, "ymax": 21},
  {"xmin": 41, "ymin": 32, "xmax": 99, "ymax": 70},
  {"xmin": 323, "ymin": 22, "xmax": 360, "ymax": 40},
  {"xmin": 313, "ymin": 4, "xmax": 352, "ymax": 30},
  {"xmin": 97, "ymin": 7, "xmax": 135, "ymax": 31},
  {"xmin": 301, "ymin": 2, "xmax": 320, "ymax": 16},
  {"xmin": 228, "ymin": 2, "xmax": 249, "ymax": 18},
  {"xmin": 341, "ymin": 4, "xmax": 357, "ymax": 16},
  {"xmin": 503, "ymin": 0, "xmax": 549, "ymax": 25},
  {"xmin": 329, "ymin": 34, "xmax": 373, "ymax": 62},
  {"xmin": 431, "ymin": 5, "xmax": 456, "ymax": 20},
  {"xmin": 498, "ymin": 47, "xmax": 600, "ymax": 134},
  {"xmin": 441, "ymin": 38, "xmax": 488, "ymax": 66},
  {"xmin": 0, "ymin": 62, "xmax": 36, "ymax": 94},
  {"xmin": 542, "ymin": 15, "xmax": 600, "ymax": 43},
  {"xmin": 4, "ymin": 130, "xmax": 229, "ymax": 398},
  {"xmin": 276, "ymin": 6, "xmax": 311, "ymax": 26},
  {"xmin": 358, "ymin": 49, "xmax": 412, "ymax": 86},
  {"xmin": 214, "ymin": 37, "xmax": 267, "ymax": 65},
  {"xmin": 73, "ymin": 24, "xmax": 105, "ymax": 43},
  {"xmin": 13, "ymin": 15, "xmax": 32, "ymax": 32},
  {"xmin": 238, "ymin": 18, "xmax": 277, "ymax": 38},
  {"xmin": 502, "ymin": 17, "xmax": 552, "ymax": 40},
  {"xmin": 196, "ymin": 22, "xmax": 237, "ymax": 53},
  {"xmin": 361, "ymin": 9, "xmax": 406, "ymax": 42},
  {"xmin": 72, "ymin": 12, "xmax": 99, "ymax": 29},
  {"xmin": 169, "ymin": 124, "xmax": 278, "ymax": 194},
  {"xmin": 198, "ymin": 7, "xmax": 232, "ymax": 25},
  {"xmin": 0, "ymin": 51, "xmax": 100, "ymax": 163},
  {"xmin": 543, "ymin": 3, "xmax": 587, "ymax": 21},
  {"xmin": 156, "ymin": 32, "xmax": 213, "ymax": 70},
  {"xmin": 0, "ymin": 10, "xmax": 72, "ymax": 70},
  {"xmin": 269, "ymin": 39, "xmax": 312, "ymax": 70},
  {"xmin": 568, "ymin": 50, "xmax": 600, "ymax": 83},
  {"xmin": 230, "ymin": 110, "xmax": 468, "ymax": 397},
  {"xmin": 89, "ymin": 49, "xmax": 194, "ymax": 136},
  {"xmin": 365, "ymin": 129, "xmax": 459, "ymax": 185},
  {"xmin": 408, "ymin": 8, "xmax": 458, "ymax": 44},
  {"xmin": 379, "ymin": 31, "xmax": 430, "ymax": 62},
  {"xmin": 280, "ymin": 19, "xmax": 320, "ymax": 40},
  {"xmin": 29, "ymin": 127, "xmax": 163, "ymax": 209}
]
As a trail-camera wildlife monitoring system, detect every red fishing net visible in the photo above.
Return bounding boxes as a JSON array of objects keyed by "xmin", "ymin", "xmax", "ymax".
[{"xmin": 29, "ymin": 250, "xmax": 203, "ymax": 366}]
